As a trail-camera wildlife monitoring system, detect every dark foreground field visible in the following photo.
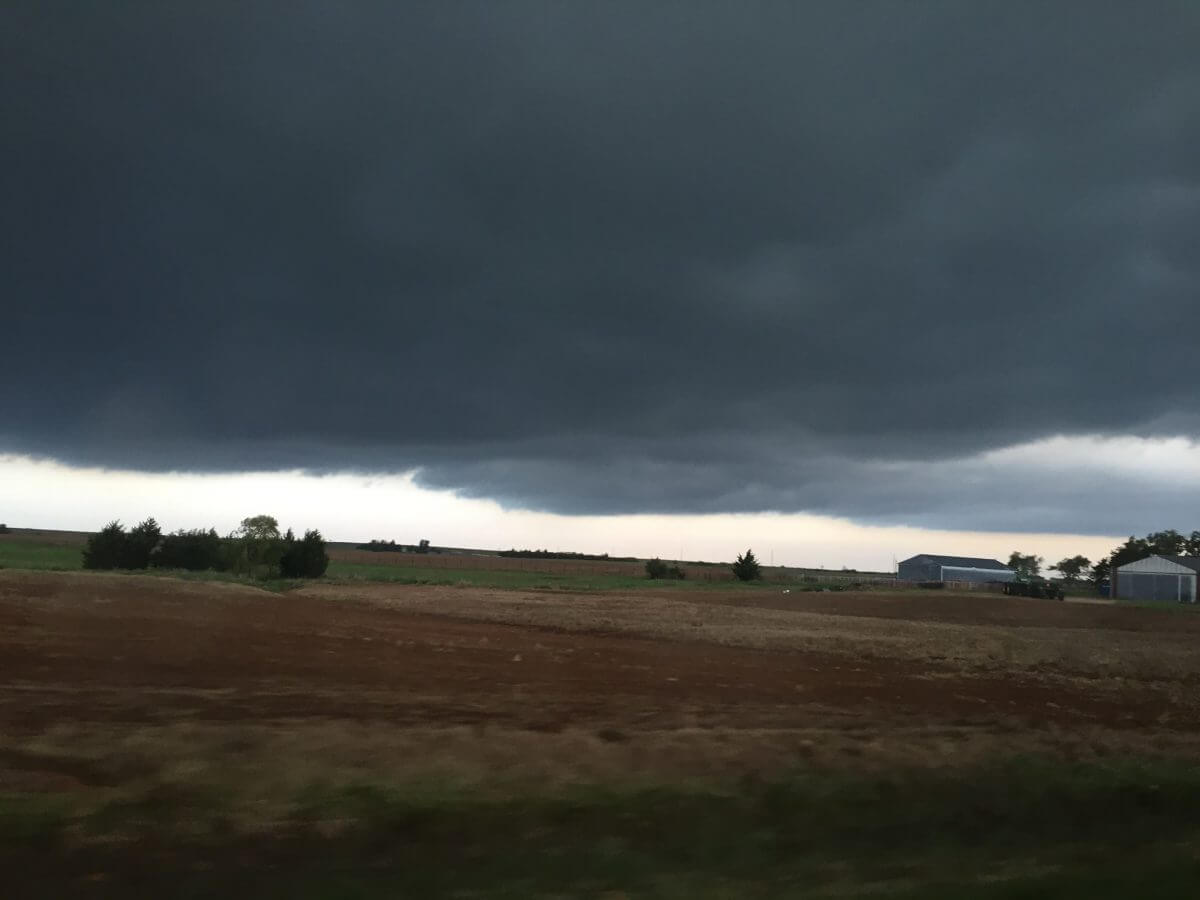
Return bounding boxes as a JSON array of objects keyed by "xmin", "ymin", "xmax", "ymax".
[{"xmin": 3, "ymin": 571, "xmax": 1200, "ymax": 897}]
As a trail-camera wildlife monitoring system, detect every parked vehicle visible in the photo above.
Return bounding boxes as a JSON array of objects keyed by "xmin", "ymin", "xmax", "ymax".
[{"xmin": 1003, "ymin": 577, "xmax": 1065, "ymax": 601}]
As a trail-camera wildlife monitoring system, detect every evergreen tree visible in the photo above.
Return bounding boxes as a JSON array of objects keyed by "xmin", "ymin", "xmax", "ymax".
[
  {"xmin": 120, "ymin": 517, "xmax": 161, "ymax": 569},
  {"xmin": 731, "ymin": 549, "xmax": 762, "ymax": 581},
  {"xmin": 280, "ymin": 529, "xmax": 329, "ymax": 578},
  {"xmin": 153, "ymin": 528, "xmax": 225, "ymax": 571},
  {"xmin": 82, "ymin": 521, "xmax": 126, "ymax": 570}
]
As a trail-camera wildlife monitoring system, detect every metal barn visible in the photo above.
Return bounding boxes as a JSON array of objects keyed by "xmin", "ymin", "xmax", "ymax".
[
  {"xmin": 1113, "ymin": 555, "xmax": 1200, "ymax": 604},
  {"xmin": 897, "ymin": 554, "xmax": 1015, "ymax": 584}
]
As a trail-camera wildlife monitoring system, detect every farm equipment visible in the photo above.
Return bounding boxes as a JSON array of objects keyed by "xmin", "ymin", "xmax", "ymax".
[{"xmin": 1002, "ymin": 577, "xmax": 1065, "ymax": 601}]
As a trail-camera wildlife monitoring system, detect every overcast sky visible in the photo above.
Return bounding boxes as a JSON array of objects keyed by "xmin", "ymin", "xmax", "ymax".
[{"xmin": 3, "ymin": 3, "xmax": 1199, "ymax": 563}]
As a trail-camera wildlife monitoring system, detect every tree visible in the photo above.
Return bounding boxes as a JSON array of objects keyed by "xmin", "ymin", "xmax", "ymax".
[
  {"xmin": 280, "ymin": 529, "xmax": 329, "ymax": 578},
  {"xmin": 1091, "ymin": 557, "xmax": 1111, "ymax": 586},
  {"xmin": 231, "ymin": 514, "xmax": 284, "ymax": 577},
  {"xmin": 1007, "ymin": 552, "xmax": 1043, "ymax": 578},
  {"xmin": 153, "ymin": 528, "xmax": 226, "ymax": 571},
  {"xmin": 0, "ymin": 523, "xmax": 9, "ymax": 534},
  {"xmin": 239, "ymin": 515, "xmax": 281, "ymax": 541},
  {"xmin": 1050, "ymin": 555, "xmax": 1091, "ymax": 583},
  {"xmin": 1187, "ymin": 532, "xmax": 1200, "ymax": 558},
  {"xmin": 731, "ymin": 549, "xmax": 762, "ymax": 581},
  {"xmin": 1109, "ymin": 536, "xmax": 1150, "ymax": 570},
  {"xmin": 1145, "ymin": 529, "xmax": 1186, "ymax": 556},
  {"xmin": 119, "ymin": 517, "xmax": 161, "ymax": 569},
  {"xmin": 82, "ymin": 521, "xmax": 126, "ymax": 570}
]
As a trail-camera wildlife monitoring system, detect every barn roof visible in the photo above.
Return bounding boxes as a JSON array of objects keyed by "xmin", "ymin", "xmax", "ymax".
[
  {"xmin": 901, "ymin": 554, "xmax": 1012, "ymax": 570},
  {"xmin": 1152, "ymin": 555, "xmax": 1200, "ymax": 573}
]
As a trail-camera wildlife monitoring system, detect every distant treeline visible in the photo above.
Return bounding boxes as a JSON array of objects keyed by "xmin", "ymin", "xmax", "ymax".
[
  {"xmin": 353, "ymin": 542, "xmax": 637, "ymax": 562},
  {"xmin": 357, "ymin": 538, "xmax": 435, "ymax": 554},
  {"xmin": 499, "ymin": 548, "xmax": 637, "ymax": 562},
  {"xmin": 82, "ymin": 515, "xmax": 328, "ymax": 579}
]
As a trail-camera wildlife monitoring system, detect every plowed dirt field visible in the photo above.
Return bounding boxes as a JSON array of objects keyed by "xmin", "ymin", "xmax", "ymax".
[{"xmin": 4, "ymin": 572, "xmax": 1199, "ymax": 738}]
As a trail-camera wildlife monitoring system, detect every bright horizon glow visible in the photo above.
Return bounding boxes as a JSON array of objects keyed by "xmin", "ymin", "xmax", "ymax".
[{"xmin": 1, "ymin": 453, "xmax": 1124, "ymax": 571}]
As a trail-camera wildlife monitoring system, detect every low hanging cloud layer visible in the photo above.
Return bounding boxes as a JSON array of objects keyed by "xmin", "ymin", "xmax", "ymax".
[{"xmin": 3, "ymin": 3, "xmax": 1199, "ymax": 534}]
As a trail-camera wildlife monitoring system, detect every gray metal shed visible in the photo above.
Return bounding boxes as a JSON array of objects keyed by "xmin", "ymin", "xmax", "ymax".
[
  {"xmin": 897, "ymin": 554, "xmax": 1015, "ymax": 584},
  {"xmin": 1113, "ymin": 555, "xmax": 1200, "ymax": 604}
]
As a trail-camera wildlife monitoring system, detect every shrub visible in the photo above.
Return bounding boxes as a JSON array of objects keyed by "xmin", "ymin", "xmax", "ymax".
[
  {"xmin": 280, "ymin": 529, "xmax": 329, "ymax": 578},
  {"xmin": 82, "ymin": 521, "xmax": 127, "ymax": 570},
  {"xmin": 731, "ymin": 549, "xmax": 762, "ymax": 582},
  {"xmin": 645, "ymin": 557, "xmax": 685, "ymax": 580},
  {"xmin": 153, "ymin": 529, "xmax": 227, "ymax": 571}
]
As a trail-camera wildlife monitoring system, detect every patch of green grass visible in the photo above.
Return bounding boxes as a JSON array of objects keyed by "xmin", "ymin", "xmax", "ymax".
[
  {"xmin": 66, "ymin": 855, "xmax": 1200, "ymax": 900},
  {"xmin": 886, "ymin": 859, "xmax": 1200, "ymax": 900},
  {"xmin": 325, "ymin": 561, "xmax": 671, "ymax": 591},
  {"xmin": 232, "ymin": 758, "xmax": 1200, "ymax": 897},
  {"xmin": 0, "ymin": 539, "xmax": 737, "ymax": 592},
  {"xmin": 322, "ymin": 561, "xmax": 801, "ymax": 592},
  {"xmin": 284, "ymin": 756, "xmax": 1200, "ymax": 857},
  {"xmin": 13, "ymin": 757, "xmax": 1200, "ymax": 897},
  {"xmin": 2, "ymin": 538, "xmax": 882, "ymax": 595},
  {"xmin": 0, "ymin": 793, "xmax": 71, "ymax": 847},
  {"xmin": 0, "ymin": 540, "xmax": 81, "ymax": 571},
  {"xmin": 0, "ymin": 540, "xmax": 300, "ymax": 592}
]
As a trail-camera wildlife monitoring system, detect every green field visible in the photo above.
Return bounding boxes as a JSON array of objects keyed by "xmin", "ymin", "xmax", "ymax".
[
  {"xmin": 0, "ymin": 537, "xmax": 1134, "ymax": 603},
  {"xmin": 323, "ymin": 559, "xmax": 786, "ymax": 592},
  {"xmin": 0, "ymin": 541, "xmax": 81, "ymax": 571},
  {"xmin": 0, "ymin": 538, "xmax": 802, "ymax": 593}
]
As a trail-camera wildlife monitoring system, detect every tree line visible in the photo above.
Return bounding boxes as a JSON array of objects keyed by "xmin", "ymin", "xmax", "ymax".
[
  {"xmin": 357, "ymin": 538, "xmax": 434, "ymax": 554},
  {"xmin": 82, "ymin": 514, "xmax": 328, "ymax": 579},
  {"xmin": 503, "ymin": 548, "xmax": 639, "ymax": 562},
  {"xmin": 1008, "ymin": 529, "xmax": 1200, "ymax": 587}
]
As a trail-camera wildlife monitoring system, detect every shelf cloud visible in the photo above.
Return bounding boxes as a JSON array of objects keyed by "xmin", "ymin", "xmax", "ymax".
[{"xmin": 3, "ymin": 3, "xmax": 1198, "ymax": 534}]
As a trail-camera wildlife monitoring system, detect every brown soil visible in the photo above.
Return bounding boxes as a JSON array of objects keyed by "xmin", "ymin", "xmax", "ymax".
[
  {"xmin": 660, "ymin": 586, "xmax": 1200, "ymax": 632},
  {"xmin": 2, "ymin": 572, "xmax": 1196, "ymax": 736}
]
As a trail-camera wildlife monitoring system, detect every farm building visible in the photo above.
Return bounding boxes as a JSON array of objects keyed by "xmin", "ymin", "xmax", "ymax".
[
  {"xmin": 898, "ymin": 554, "xmax": 1015, "ymax": 584},
  {"xmin": 1112, "ymin": 555, "xmax": 1200, "ymax": 604}
]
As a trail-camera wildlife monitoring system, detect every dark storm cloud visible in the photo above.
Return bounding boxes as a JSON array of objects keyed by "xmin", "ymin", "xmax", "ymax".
[{"xmin": 3, "ymin": 2, "xmax": 1199, "ymax": 533}]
